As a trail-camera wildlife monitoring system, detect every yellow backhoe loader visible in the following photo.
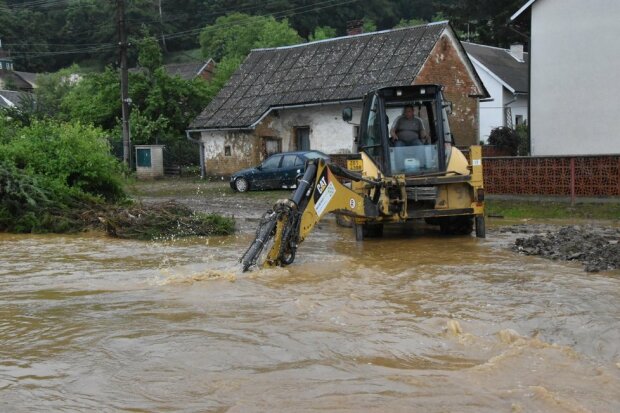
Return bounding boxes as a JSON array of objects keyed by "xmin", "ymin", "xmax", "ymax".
[{"xmin": 241, "ymin": 84, "xmax": 485, "ymax": 271}]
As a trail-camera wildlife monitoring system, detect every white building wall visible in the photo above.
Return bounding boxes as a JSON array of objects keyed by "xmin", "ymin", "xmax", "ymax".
[
  {"xmin": 471, "ymin": 60, "xmax": 506, "ymax": 143},
  {"xmin": 530, "ymin": 0, "xmax": 620, "ymax": 155},
  {"xmin": 202, "ymin": 131, "xmax": 227, "ymax": 158},
  {"xmin": 508, "ymin": 95, "xmax": 528, "ymax": 127},
  {"xmin": 268, "ymin": 103, "xmax": 363, "ymax": 154}
]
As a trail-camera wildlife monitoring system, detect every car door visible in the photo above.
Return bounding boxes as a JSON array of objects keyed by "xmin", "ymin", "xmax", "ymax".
[
  {"xmin": 279, "ymin": 154, "xmax": 302, "ymax": 187},
  {"xmin": 257, "ymin": 154, "xmax": 282, "ymax": 189}
]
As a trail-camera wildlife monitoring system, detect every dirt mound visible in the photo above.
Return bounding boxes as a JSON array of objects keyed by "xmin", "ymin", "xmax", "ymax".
[{"xmin": 512, "ymin": 226, "xmax": 620, "ymax": 272}]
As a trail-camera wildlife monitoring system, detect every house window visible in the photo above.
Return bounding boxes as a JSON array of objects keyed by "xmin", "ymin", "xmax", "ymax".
[
  {"xmin": 261, "ymin": 137, "xmax": 281, "ymax": 159},
  {"xmin": 295, "ymin": 126, "xmax": 310, "ymax": 151},
  {"xmin": 353, "ymin": 125, "xmax": 360, "ymax": 143},
  {"xmin": 515, "ymin": 115, "xmax": 524, "ymax": 126},
  {"xmin": 224, "ymin": 145, "xmax": 231, "ymax": 156}
]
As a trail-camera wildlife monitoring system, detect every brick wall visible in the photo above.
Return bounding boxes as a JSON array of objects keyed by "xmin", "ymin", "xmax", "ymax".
[
  {"xmin": 415, "ymin": 33, "xmax": 480, "ymax": 147},
  {"xmin": 329, "ymin": 153, "xmax": 620, "ymax": 198},
  {"xmin": 483, "ymin": 155, "xmax": 620, "ymax": 197}
]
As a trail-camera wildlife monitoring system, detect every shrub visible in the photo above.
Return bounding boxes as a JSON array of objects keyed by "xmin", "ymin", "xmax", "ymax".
[
  {"xmin": 0, "ymin": 119, "xmax": 126, "ymax": 201},
  {"xmin": 488, "ymin": 126, "xmax": 520, "ymax": 156},
  {"xmin": 515, "ymin": 124, "xmax": 530, "ymax": 156}
]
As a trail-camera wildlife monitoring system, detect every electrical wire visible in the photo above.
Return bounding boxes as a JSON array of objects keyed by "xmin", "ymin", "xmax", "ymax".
[{"xmin": 5, "ymin": 0, "xmax": 361, "ymax": 59}]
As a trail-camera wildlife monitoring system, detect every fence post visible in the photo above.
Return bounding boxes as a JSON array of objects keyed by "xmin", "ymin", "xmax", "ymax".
[
  {"xmin": 570, "ymin": 158, "xmax": 576, "ymax": 205},
  {"xmin": 617, "ymin": 157, "xmax": 620, "ymax": 196}
]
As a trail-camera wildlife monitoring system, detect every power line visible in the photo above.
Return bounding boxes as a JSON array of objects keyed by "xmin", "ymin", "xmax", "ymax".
[{"xmin": 6, "ymin": 0, "xmax": 362, "ymax": 59}]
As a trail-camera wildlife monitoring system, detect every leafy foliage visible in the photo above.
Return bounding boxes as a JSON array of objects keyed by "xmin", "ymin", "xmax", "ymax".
[
  {"xmin": 394, "ymin": 18, "xmax": 428, "ymax": 28},
  {"xmin": 1, "ymin": 1, "xmax": 529, "ymax": 72},
  {"xmin": 0, "ymin": 160, "xmax": 79, "ymax": 233},
  {"xmin": 199, "ymin": 13, "xmax": 302, "ymax": 61},
  {"xmin": 488, "ymin": 126, "xmax": 530, "ymax": 156},
  {"xmin": 309, "ymin": 26, "xmax": 337, "ymax": 41},
  {"xmin": 435, "ymin": 0, "xmax": 527, "ymax": 46},
  {"xmin": 60, "ymin": 67, "xmax": 121, "ymax": 130},
  {"xmin": 0, "ymin": 119, "xmax": 125, "ymax": 201}
]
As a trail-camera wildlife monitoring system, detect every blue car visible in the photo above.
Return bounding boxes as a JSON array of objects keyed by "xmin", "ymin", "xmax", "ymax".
[{"xmin": 230, "ymin": 150, "xmax": 330, "ymax": 192}]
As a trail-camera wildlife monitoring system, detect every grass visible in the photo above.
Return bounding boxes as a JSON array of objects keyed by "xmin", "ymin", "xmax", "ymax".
[{"xmin": 486, "ymin": 199, "xmax": 620, "ymax": 220}]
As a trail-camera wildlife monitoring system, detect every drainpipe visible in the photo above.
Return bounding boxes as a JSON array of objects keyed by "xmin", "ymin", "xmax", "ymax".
[{"xmin": 185, "ymin": 130, "xmax": 205, "ymax": 179}]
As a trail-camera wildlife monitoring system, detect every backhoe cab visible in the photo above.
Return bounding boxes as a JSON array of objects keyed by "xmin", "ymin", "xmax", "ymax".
[{"xmin": 241, "ymin": 84, "xmax": 485, "ymax": 271}]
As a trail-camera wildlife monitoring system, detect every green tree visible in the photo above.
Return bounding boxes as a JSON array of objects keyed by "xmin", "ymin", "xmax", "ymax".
[
  {"xmin": 136, "ymin": 27, "xmax": 163, "ymax": 73},
  {"xmin": 309, "ymin": 26, "xmax": 337, "ymax": 41},
  {"xmin": 0, "ymin": 119, "xmax": 124, "ymax": 201},
  {"xmin": 199, "ymin": 13, "xmax": 302, "ymax": 61},
  {"xmin": 32, "ymin": 64, "xmax": 83, "ymax": 119},
  {"xmin": 60, "ymin": 67, "xmax": 121, "ymax": 130},
  {"xmin": 394, "ymin": 18, "xmax": 428, "ymax": 28},
  {"xmin": 435, "ymin": 0, "xmax": 528, "ymax": 46},
  {"xmin": 363, "ymin": 19, "xmax": 378, "ymax": 33}
]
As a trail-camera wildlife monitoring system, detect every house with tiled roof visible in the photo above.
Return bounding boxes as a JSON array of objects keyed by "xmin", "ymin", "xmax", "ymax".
[
  {"xmin": 131, "ymin": 59, "xmax": 215, "ymax": 82},
  {"xmin": 511, "ymin": 0, "xmax": 620, "ymax": 155},
  {"xmin": 164, "ymin": 59, "xmax": 215, "ymax": 81},
  {"xmin": 0, "ymin": 39, "xmax": 37, "ymax": 93},
  {"xmin": 0, "ymin": 89, "xmax": 31, "ymax": 109},
  {"xmin": 188, "ymin": 22, "xmax": 488, "ymax": 176},
  {"xmin": 463, "ymin": 42, "xmax": 528, "ymax": 143}
]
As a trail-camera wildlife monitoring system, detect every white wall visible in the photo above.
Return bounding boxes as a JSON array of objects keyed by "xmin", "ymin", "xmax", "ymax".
[
  {"xmin": 508, "ymin": 95, "xmax": 528, "ymax": 127},
  {"xmin": 267, "ymin": 103, "xmax": 362, "ymax": 154},
  {"xmin": 473, "ymin": 60, "xmax": 506, "ymax": 143},
  {"xmin": 530, "ymin": 0, "xmax": 620, "ymax": 155}
]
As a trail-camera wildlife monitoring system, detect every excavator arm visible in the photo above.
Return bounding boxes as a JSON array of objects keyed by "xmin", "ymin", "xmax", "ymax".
[{"xmin": 240, "ymin": 158, "xmax": 379, "ymax": 271}]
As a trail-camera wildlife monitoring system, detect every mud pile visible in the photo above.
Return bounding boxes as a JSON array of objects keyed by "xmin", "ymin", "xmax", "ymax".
[{"xmin": 511, "ymin": 225, "xmax": 620, "ymax": 272}]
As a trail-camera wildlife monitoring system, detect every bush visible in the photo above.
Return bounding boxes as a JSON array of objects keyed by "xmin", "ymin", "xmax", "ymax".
[
  {"xmin": 0, "ymin": 160, "xmax": 87, "ymax": 233},
  {"xmin": 488, "ymin": 126, "xmax": 519, "ymax": 156},
  {"xmin": 515, "ymin": 124, "xmax": 530, "ymax": 156},
  {"xmin": 488, "ymin": 125, "xmax": 530, "ymax": 156},
  {"xmin": 0, "ymin": 119, "xmax": 126, "ymax": 201}
]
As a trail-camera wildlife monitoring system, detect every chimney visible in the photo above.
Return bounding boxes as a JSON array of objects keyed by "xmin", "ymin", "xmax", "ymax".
[
  {"xmin": 509, "ymin": 43, "xmax": 524, "ymax": 62},
  {"xmin": 346, "ymin": 19, "xmax": 364, "ymax": 36}
]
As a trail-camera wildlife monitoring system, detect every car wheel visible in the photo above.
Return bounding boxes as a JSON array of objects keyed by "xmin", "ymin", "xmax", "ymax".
[{"xmin": 235, "ymin": 177, "xmax": 249, "ymax": 192}]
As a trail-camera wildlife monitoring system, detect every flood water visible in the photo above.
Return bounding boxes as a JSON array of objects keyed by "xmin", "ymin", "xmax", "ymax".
[{"xmin": 1, "ymin": 220, "xmax": 620, "ymax": 412}]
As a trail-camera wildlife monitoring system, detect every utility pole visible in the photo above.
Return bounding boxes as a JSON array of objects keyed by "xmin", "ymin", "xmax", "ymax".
[
  {"xmin": 116, "ymin": 0, "xmax": 132, "ymax": 168},
  {"xmin": 158, "ymin": 0, "xmax": 167, "ymax": 52}
]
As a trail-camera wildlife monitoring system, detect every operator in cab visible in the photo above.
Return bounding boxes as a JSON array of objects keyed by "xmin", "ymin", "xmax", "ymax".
[{"xmin": 389, "ymin": 104, "xmax": 428, "ymax": 146}]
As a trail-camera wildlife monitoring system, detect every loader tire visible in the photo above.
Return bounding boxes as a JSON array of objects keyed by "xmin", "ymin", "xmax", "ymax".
[
  {"xmin": 475, "ymin": 215, "xmax": 486, "ymax": 238},
  {"xmin": 354, "ymin": 223, "xmax": 383, "ymax": 240},
  {"xmin": 363, "ymin": 223, "xmax": 384, "ymax": 238},
  {"xmin": 439, "ymin": 216, "xmax": 474, "ymax": 236}
]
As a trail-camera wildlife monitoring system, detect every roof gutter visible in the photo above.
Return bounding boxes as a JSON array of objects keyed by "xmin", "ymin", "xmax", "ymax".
[
  {"xmin": 249, "ymin": 99, "xmax": 363, "ymax": 128},
  {"xmin": 187, "ymin": 98, "xmax": 363, "ymax": 134}
]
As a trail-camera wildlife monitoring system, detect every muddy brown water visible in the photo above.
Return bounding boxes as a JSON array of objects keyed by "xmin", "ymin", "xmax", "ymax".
[{"xmin": 2, "ymin": 219, "xmax": 620, "ymax": 412}]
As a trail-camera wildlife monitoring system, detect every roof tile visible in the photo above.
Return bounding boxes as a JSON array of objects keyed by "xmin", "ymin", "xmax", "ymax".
[{"xmin": 191, "ymin": 22, "xmax": 450, "ymax": 129}]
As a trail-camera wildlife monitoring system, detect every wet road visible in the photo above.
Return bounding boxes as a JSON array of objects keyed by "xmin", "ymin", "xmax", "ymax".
[{"xmin": 1, "ymin": 221, "xmax": 619, "ymax": 412}]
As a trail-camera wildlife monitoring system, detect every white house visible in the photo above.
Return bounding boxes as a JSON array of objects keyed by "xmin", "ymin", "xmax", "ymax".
[
  {"xmin": 188, "ymin": 22, "xmax": 488, "ymax": 176},
  {"xmin": 511, "ymin": 0, "xmax": 620, "ymax": 155},
  {"xmin": 462, "ymin": 42, "xmax": 528, "ymax": 143}
]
